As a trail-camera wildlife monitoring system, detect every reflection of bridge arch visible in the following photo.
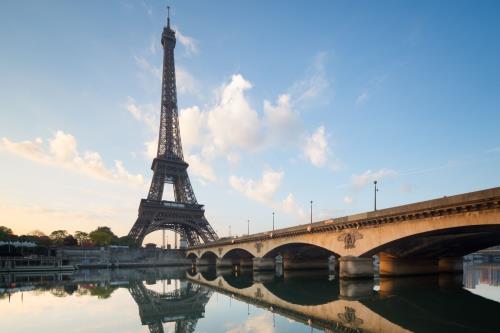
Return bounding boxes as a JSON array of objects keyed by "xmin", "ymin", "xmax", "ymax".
[
  {"xmin": 187, "ymin": 272, "xmax": 410, "ymax": 333},
  {"xmin": 128, "ymin": 280, "xmax": 212, "ymax": 333}
]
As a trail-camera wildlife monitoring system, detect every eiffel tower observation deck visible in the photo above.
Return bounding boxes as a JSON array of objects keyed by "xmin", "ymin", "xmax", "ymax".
[{"xmin": 129, "ymin": 7, "xmax": 218, "ymax": 246}]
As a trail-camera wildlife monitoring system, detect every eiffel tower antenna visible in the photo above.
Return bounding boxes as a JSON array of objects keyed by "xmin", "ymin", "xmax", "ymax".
[
  {"xmin": 167, "ymin": 5, "xmax": 170, "ymax": 28},
  {"xmin": 129, "ymin": 7, "xmax": 218, "ymax": 246}
]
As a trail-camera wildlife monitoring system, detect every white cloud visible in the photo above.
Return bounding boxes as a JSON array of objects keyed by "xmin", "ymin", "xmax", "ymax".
[
  {"xmin": 229, "ymin": 168, "xmax": 284, "ymax": 203},
  {"xmin": 226, "ymin": 312, "xmax": 275, "ymax": 333},
  {"xmin": 179, "ymin": 106, "xmax": 205, "ymax": 150},
  {"xmin": 355, "ymin": 92, "xmax": 368, "ymax": 106},
  {"xmin": 263, "ymin": 94, "xmax": 300, "ymax": 145},
  {"xmin": 176, "ymin": 67, "xmax": 199, "ymax": 95},
  {"xmin": 207, "ymin": 74, "xmax": 261, "ymax": 153},
  {"xmin": 351, "ymin": 168, "xmax": 396, "ymax": 188},
  {"xmin": 276, "ymin": 193, "xmax": 306, "ymax": 220},
  {"xmin": 185, "ymin": 153, "xmax": 216, "ymax": 182},
  {"xmin": 0, "ymin": 131, "xmax": 144, "ymax": 186},
  {"xmin": 303, "ymin": 126, "xmax": 329, "ymax": 167},
  {"xmin": 125, "ymin": 96, "xmax": 157, "ymax": 132},
  {"xmin": 226, "ymin": 153, "xmax": 241, "ymax": 166},
  {"xmin": 343, "ymin": 196, "xmax": 353, "ymax": 204},
  {"xmin": 134, "ymin": 55, "xmax": 161, "ymax": 79},
  {"xmin": 174, "ymin": 28, "xmax": 199, "ymax": 56}
]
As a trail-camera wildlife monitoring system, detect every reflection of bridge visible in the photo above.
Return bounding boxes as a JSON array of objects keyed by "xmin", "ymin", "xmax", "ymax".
[
  {"xmin": 187, "ymin": 187, "xmax": 500, "ymax": 278},
  {"xmin": 188, "ymin": 269, "xmax": 500, "ymax": 333},
  {"xmin": 187, "ymin": 270, "xmax": 410, "ymax": 333},
  {"xmin": 128, "ymin": 280, "xmax": 211, "ymax": 333}
]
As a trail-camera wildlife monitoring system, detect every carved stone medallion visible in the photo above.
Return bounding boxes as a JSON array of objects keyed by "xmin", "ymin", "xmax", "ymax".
[{"xmin": 337, "ymin": 230, "xmax": 363, "ymax": 249}]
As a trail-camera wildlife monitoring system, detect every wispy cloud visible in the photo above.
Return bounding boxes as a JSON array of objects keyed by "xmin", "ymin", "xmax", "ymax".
[
  {"xmin": 174, "ymin": 27, "xmax": 199, "ymax": 56},
  {"xmin": 351, "ymin": 168, "xmax": 396, "ymax": 188},
  {"xmin": 0, "ymin": 131, "xmax": 144, "ymax": 186},
  {"xmin": 134, "ymin": 55, "xmax": 199, "ymax": 96},
  {"xmin": 355, "ymin": 92, "xmax": 368, "ymax": 106},
  {"xmin": 485, "ymin": 147, "xmax": 500, "ymax": 154},
  {"xmin": 290, "ymin": 51, "xmax": 330, "ymax": 105}
]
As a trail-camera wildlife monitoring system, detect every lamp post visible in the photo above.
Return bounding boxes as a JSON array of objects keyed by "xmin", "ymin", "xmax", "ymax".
[
  {"xmin": 310, "ymin": 200, "xmax": 313, "ymax": 224},
  {"xmin": 272, "ymin": 212, "xmax": 275, "ymax": 231},
  {"xmin": 374, "ymin": 180, "xmax": 379, "ymax": 211},
  {"xmin": 247, "ymin": 219, "xmax": 250, "ymax": 236}
]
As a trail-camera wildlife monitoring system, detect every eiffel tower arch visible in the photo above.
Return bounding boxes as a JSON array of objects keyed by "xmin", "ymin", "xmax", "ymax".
[{"xmin": 129, "ymin": 9, "xmax": 218, "ymax": 246}]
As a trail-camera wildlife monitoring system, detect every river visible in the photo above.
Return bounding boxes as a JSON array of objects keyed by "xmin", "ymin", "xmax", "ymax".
[{"xmin": 1, "ymin": 259, "xmax": 500, "ymax": 332}]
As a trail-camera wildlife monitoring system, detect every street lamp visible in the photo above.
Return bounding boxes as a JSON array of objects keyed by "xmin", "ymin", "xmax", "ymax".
[
  {"xmin": 272, "ymin": 212, "xmax": 275, "ymax": 231},
  {"xmin": 310, "ymin": 200, "xmax": 313, "ymax": 224},
  {"xmin": 247, "ymin": 219, "xmax": 250, "ymax": 236},
  {"xmin": 374, "ymin": 180, "xmax": 379, "ymax": 211}
]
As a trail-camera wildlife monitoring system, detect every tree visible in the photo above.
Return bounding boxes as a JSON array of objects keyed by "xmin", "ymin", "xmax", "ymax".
[
  {"xmin": 28, "ymin": 230, "xmax": 46, "ymax": 237},
  {"xmin": 50, "ymin": 230, "xmax": 69, "ymax": 246},
  {"xmin": 74, "ymin": 231, "xmax": 89, "ymax": 246},
  {"xmin": 115, "ymin": 235, "xmax": 136, "ymax": 247},
  {"xmin": 63, "ymin": 235, "xmax": 78, "ymax": 246},
  {"xmin": 89, "ymin": 227, "xmax": 117, "ymax": 247},
  {"xmin": 0, "ymin": 226, "xmax": 14, "ymax": 241}
]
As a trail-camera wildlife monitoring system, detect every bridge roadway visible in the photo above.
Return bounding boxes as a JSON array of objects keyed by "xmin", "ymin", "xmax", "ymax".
[{"xmin": 187, "ymin": 186, "xmax": 500, "ymax": 278}]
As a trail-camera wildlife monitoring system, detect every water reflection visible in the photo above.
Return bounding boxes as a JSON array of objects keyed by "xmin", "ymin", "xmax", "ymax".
[{"xmin": 1, "ymin": 263, "xmax": 500, "ymax": 332}]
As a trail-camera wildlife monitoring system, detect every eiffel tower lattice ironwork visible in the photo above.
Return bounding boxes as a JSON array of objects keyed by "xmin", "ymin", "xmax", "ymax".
[{"xmin": 129, "ymin": 8, "xmax": 218, "ymax": 246}]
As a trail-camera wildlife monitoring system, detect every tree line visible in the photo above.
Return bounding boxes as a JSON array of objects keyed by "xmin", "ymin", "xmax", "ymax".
[{"xmin": 0, "ymin": 226, "xmax": 136, "ymax": 248}]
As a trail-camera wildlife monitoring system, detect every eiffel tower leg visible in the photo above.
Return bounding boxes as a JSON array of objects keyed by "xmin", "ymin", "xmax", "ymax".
[{"xmin": 129, "ymin": 216, "xmax": 150, "ymax": 245}]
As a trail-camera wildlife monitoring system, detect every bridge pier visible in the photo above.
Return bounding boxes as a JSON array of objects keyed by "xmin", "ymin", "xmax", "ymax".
[
  {"xmin": 379, "ymin": 253, "xmax": 438, "ymax": 276},
  {"xmin": 340, "ymin": 279, "xmax": 374, "ymax": 299},
  {"xmin": 240, "ymin": 258, "xmax": 253, "ymax": 268},
  {"xmin": 252, "ymin": 257, "xmax": 275, "ymax": 271},
  {"xmin": 339, "ymin": 256, "xmax": 374, "ymax": 279},
  {"xmin": 283, "ymin": 258, "xmax": 329, "ymax": 270},
  {"xmin": 438, "ymin": 257, "xmax": 463, "ymax": 273}
]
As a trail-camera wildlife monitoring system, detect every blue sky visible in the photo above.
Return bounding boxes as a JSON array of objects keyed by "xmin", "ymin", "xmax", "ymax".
[{"xmin": 1, "ymin": 1, "xmax": 499, "ymax": 245}]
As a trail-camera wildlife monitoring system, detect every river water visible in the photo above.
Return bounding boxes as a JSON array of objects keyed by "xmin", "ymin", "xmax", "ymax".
[{"xmin": 1, "ymin": 259, "xmax": 500, "ymax": 333}]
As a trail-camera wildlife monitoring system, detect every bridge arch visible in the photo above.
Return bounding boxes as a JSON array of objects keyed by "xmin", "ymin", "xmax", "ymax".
[
  {"xmin": 221, "ymin": 248, "xmax": 255, "ymax": 260},
  {"xmin": 262, "ymin": 242, "xmax": 340, "ymax": 259},
  {"xmin": 359, "ymin": 224, "xmax": 500, "ymax": 259},
  {"xmin": 200, "ymin": 250, "xmax": 218, "ymax": 260}
]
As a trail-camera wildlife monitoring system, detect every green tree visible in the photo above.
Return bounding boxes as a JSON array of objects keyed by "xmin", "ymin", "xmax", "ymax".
[
  {"xmin": 74, "ymin": 231, "xmax": 89, "ymax": 246},
  {"xmin": 115, "ymin": 235, "xmax": 136, "ymax": 247},
  {"xmin": 0, "ymin": 226, "xmax": 14, "ymax": 241},
  {"xmin": 50, "ymin": 230, "xmax": 69, "ymax": 246},
  {"xmin": 89, "ymin": 227, "xmax": 117, "ymax": 247}
]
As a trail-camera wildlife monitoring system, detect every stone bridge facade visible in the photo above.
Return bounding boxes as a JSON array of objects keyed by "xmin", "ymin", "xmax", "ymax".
[{"xmin": 187, "ymin": 187, "xmax": 500, "ymax": 278}]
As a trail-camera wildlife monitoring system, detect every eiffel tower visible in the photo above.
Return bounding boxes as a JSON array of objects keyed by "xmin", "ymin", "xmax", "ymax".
[{"xmin": 129, "ymin": 8, "xmax": 218, "ymax": 246}]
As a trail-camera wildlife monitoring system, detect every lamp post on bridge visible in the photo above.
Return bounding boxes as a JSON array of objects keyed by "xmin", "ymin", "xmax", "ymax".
[
  {"xmin": 310, "ymin": 200, "xmax": 313, "ymax": 224},
  {"xmin": 272, "ymin": 212, "xmax": 275, "ymax": 231},
  {"xmin": 374, "ymin": 180, "xmax": 379, "ymax": 211},
  {"xmin": 247, "ymin": 219, "xmax": 250, "ymax": 236}
]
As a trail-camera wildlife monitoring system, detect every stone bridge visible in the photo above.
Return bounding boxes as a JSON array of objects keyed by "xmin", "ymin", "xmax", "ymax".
[{"xmin": 186, "ymin": 187, "xmax": 500, "ymax": 278}]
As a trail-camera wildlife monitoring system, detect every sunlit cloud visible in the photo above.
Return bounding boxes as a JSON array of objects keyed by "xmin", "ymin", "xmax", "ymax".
[{"xmin": 0, "ymin": 131, "xmax": 144, "ymax": 186}]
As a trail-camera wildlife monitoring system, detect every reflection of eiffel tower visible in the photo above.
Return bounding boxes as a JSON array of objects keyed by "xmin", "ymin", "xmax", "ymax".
[{"xmin": 128, "ymin": 280, "xmax": 212, "ymax": 333}]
